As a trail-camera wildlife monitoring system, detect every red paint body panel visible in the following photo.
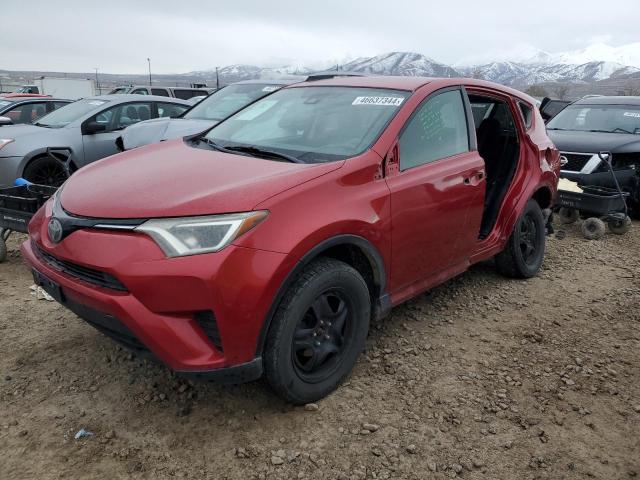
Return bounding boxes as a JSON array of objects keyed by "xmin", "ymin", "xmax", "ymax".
[{"xmin": 22, "ymin": 76, "xmax": 559, "ymax": 376}]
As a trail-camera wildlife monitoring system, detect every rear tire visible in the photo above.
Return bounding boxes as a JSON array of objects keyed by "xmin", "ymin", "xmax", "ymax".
[
  {"xmin": 607, "ymin": 215, "xmax": 631, "ymax": 235},
  {"xmin": 558, "ymin": 207, "xmax": 579, "ymax": 225},
  {"xmin": 264, "ymin": 258, "xmax": 370, "ymax": 404},
  {"xmin": 23, "ymin": 155, "xmax": 68, "ymax": 187},
  {"xmin": 495, "ymin": 199, "xmax": 546, "ymax": 278},
  {"xmin": 581, "ymin": 217, "xmax": 606, "ymax": 240}
]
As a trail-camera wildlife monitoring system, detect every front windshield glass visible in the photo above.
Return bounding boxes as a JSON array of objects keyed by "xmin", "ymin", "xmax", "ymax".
[
  {"xmin": 185, "ymin": 83, "xmax": 282, "ymax": 121},
  {"xmin": 35, "ymin": 99, "xmax": 110, "ymax": 128},
  {"xmin": 548, "ymin": 104, "xmax": 640, "ymax": 134},
  {"xmin": 205, "ymin": 86, "xmax": 409, "ymax": 162}
]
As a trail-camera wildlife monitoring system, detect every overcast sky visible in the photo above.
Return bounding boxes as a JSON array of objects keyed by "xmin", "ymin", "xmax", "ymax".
[{"xmin": 2, "ymin": 0, "xmax": 639, "ymax": 73}]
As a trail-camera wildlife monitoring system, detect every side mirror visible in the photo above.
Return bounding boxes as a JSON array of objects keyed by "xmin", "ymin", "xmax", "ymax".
[
  {"xmin": 82, "ymin": 121, "xmax": 107, "ymax": 135},
  {"xmin": 0, "ymin": 116, "xmax": 13, "ymax": 126}
]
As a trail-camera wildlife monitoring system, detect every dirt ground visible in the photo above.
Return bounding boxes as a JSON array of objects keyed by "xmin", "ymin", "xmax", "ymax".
[{"xmin": 1, "ymin": 221, "xmax": 639, "ymax": 480}]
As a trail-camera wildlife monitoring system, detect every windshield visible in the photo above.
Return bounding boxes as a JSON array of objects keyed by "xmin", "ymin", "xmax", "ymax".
[
  {"xmin": 185, "ymin": 83, "xmax": 282, "ymax": 121},
  {"xmin": 548, "ymin": 104, "xmax": 640, "ymax": 134},
  {"xmin": 204, "ymin": 86, "xmax": 409, "ymax": 162},
  {"xmin": 35, "ymin": 98, "xmax": 110, "ymax": 128}
]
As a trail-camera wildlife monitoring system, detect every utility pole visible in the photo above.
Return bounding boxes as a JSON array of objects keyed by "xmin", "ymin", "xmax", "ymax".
[
  {"xmin": 215, "ymin": 67, "xmax": 219, "ymax": 90},
  {"xmin": 147, "ymin": 58, "xmax": 152, "ymax": 86},
  {"xmin": 94, "ymin": 68, "xmax": 100, "ymax": 93}
]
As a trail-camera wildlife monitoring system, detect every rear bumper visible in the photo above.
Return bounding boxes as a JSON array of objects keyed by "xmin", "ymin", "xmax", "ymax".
[{"xmin": 22, "ymin": 205, "xmax": 295, "ymax": 380}]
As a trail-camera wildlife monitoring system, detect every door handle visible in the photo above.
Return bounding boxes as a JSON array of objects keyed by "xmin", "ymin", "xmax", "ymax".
[{"xmin": 463, "ymin": 171, "xmax": 485, "ymax": 185}]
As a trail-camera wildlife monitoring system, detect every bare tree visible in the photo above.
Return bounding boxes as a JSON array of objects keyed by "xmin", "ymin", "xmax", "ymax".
[
  {"xmin": 525, "ymin": 84, "xmax": 548, "ymax": 97},
  {"xmin": 623, "ymin": 82, "xmax": 640, "ymax": 96},
  {"xmin": 553, "ymin": 84, "xmax": 570, "ymax": 100}
]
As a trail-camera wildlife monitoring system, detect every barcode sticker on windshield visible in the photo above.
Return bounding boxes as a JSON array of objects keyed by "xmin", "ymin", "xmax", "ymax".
[
  {"xmin": 352, "ymin": 96, "xmax": 404, "ymax": 106},
  {"xmin": 623, "ymin": 112, "xmax": 640, "ymax": 118},
  {"xmin": 262, "ymin": 86, "xmax": 280, "ymax": 92}
]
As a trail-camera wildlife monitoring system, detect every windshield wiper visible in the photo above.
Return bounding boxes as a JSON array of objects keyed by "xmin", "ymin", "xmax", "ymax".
[
  {"xmin": 546, "ymin": 127, "xmax": 569, "ymax": 131},
  {"xmin": 588, "ymin": 128, "xmax": 633, "ymax": 134},
  {"xmin": 199, "ymin": 137, "xmax": 233, "ymax": 152},
  {"xmin": 34, "ymin": 122, "xmax": 52, "ymax": 128},
  {"xmin": 223, "ymin": 145, "xmax": 303, "ymax": 163}
]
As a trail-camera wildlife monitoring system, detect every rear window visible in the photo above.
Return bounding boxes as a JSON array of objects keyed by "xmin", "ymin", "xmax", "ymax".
[
  {"xmin": 151, "ymin": 88, "xmax": 170, "ymax": 97},
  {"xmin": 173, "ymin": 89, "xmax": 206, "ymax": 100}
]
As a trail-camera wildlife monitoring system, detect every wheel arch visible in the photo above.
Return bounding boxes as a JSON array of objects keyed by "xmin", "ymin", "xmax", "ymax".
[
  {"xmin": 255, "ymin": 234, "xmax": 390, "ymax": 357},
  {"xmin": 19, "ymin": 147, "xmax": 78, "ymax": 178},
  {"xmin": 531, "ymin": 184, "xmax": 553, "ymax": 210}
]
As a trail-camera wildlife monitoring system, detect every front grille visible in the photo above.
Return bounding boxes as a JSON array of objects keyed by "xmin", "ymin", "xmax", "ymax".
[
  {"xmin": 34, "ymin": 244, "xmax": 127, "ymax": 292},
  {"xmin": 561, "ymin": 152, "xmax": 594, "ymax": 172},
  {"xmin": 194, "ymin": 310, "xmax": 223, "ymax": 351}
]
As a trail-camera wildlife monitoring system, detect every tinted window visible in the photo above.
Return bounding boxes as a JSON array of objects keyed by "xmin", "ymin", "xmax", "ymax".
[
  {"xmin": 157, "ymin": 102, "xmax": 188, "ymax": 118},
  {"xmin": 206, "ymin": 86, "xmax": 409, "ymax": 163},
  {"xmin": 186, "ymin": 83, "xmax": 282, "ymax": 121},
  {"xmin": 131, "ymin": 89, "xmax": 149, "ymax": 95},
  {"xmin": 519, "ymin": 102, "xmax": 533, "ymax": 129},
  {"xmin": 53, "ymin": 101, "xmax": 71, "ymax": 110},
  {"xmin": 173, "ymin": 89, "xmax": 205, "ymax": 100},
  {"xmin": 151, "ymin": 88, "xmax": 170, "ymax": 97},
  {"xmin": 86, "ymin": 102, "xmax": 152, "ymax": 132},
  {"xmin": 399, "ymin": 89, "xmax": 469, "ymax": 170}
]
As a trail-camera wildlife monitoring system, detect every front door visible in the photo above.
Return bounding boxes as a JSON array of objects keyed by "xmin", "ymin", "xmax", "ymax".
[
  {"xmin": 385, "ymin": 88, "xmax": 485, "ymax": 295},
  {"xmin": 81, "ymin": 101, "xmax": 153, "ymax": 165}
]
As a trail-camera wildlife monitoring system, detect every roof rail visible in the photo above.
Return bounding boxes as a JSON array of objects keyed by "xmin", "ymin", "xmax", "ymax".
[{"xmin": 305, "ymin": 71, "xmax": 368, "ymax": 81}]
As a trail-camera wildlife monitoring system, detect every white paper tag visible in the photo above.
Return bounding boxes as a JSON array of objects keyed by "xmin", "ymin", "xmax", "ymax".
[
  {"xmin": 623, "ymin": 111, "xmax": 640, "ymax": 118},
  {"xmin": 88, "ymin": 100, "xmax": 106, "ymax": 106},
  {"xmin": 236, "ymin": 99, "xmax": 278, "ymax": 120},
  {"xmin": 352, "ymin": 96, "xmax": 404, "ymax": 106},
  {"xmin": 262, "ymin": 86, "xmax": 280, "ymax": 92}
]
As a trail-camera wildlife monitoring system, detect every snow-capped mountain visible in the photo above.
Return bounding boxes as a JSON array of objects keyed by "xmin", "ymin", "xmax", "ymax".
[
  {"xmin": 185, "ymin": 43, "xmax": 639, "ymax": 90},
  {"xmin": 458, "ymin": 60, "xmax": 638, "ymax": 87},
  {"xmin": 341, "ymin": 52, "xmax": 460, "ymax": 77}
]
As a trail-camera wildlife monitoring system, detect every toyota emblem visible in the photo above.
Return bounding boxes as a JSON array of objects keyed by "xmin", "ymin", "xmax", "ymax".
[{"xmin": 48, "ymin": 218, "xmax": 63, "ymax": 244}]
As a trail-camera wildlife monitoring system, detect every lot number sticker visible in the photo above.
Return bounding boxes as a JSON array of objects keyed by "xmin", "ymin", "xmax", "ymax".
[
  {"xmin": 262, "ymin": 86, "xmax": 280, "ymax": 92},
  {"xmin": 352, "ymin": 96, "xmax": 404, "ymax": 106},
  {"xmin": 623, "ymin": 112, "xmax": 640, "ymax": 118}
]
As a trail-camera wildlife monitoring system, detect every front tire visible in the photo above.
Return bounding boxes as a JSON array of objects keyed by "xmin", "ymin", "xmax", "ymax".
[
  {"xmin": 496, "ymin": 199, "xmax": 546, "ymax": 278},
  {"xmin": 23, "ymin": 155, "xmax": 68, "ymax": 187},
  {"xmin": 264, "ymin": 258, "xmax": 370, "ymax": 404}
]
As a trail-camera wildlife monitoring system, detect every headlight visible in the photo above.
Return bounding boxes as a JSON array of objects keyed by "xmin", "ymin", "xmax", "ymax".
[
  {"xmin": 135, "ymin": 211, "xmax": 268, "ymax": 257},
  {"xmin": 0, "ymin": 139, "xmax": 14, "ymax": 150}
]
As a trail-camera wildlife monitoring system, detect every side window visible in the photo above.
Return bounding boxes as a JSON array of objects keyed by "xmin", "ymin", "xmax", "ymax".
[
  {"xmin": 399, "ymin": 89, "xmax": 469, "ymax": 170},
  {"xmin": 157, "ymin": 103, "xmax": 188, "ymax": 118},
  {"xmin": 131, "ymin": 89, "xmax": 149, "ymax": 95},
  {"xmin": 173, "ymin": 89, "xmax": 197, "ymax": 100},
  {"xmin": 519, "ymin": 102, "xmax": 533, "ymax": 129},
  {"xmin": 88, "ymin": 102, "xmax": 152, "ymax": 132},
  {"xmin": 151, "ymin": 88, "xmax": 170, "ymax": 97},
  {"xmin": 4, "ymin": 103, "xmax": 49, "ymax": 124}
]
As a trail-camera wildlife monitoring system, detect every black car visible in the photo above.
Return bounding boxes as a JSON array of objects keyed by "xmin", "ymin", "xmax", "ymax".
[
  {"xmin": 0, "ymin": 95, "xmax": 72, "ymax": 126},
  {"xmin": 547, "ymin": 96, "xmax": 640, "ymax": 215}
]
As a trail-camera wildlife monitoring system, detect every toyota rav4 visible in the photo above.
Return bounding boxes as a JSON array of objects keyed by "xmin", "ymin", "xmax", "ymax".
[{"xmin": 23, "ymin": 76, "xmax": 559, "ymax": 403}]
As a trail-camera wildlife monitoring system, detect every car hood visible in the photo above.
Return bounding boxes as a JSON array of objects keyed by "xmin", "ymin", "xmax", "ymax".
[
  {"xmin": 547, "ymin": 130, "xmax": 640, "ymax": 154},
  {"xmin": 60, "ymin": 139, "xmax": 343, "ymax": 219},
  {"xmin": 121, "ymin": 117, "xmax": 216, "ymax": 150}
]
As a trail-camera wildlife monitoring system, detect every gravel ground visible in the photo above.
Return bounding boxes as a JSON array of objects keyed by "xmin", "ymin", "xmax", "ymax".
[{"xmin": 1, "ymin": 221, "xmax": 639, "ymax": 480}]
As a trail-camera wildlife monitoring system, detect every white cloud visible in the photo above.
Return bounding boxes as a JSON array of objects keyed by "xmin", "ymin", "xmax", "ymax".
[{"xmin": 1, "ymin": 0, "xmax": 639, "ymax": 72}]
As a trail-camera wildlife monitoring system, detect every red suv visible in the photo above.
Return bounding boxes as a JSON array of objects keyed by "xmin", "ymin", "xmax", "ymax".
[{"xmin": 22, "ymin": 76, "xmax": 559, "ymax": 403}]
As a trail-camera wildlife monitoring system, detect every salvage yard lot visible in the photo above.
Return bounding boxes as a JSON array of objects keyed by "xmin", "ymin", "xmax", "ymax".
[{"xmin": 1, "ymin": 224, "xmax": 639, "ymax": 480}]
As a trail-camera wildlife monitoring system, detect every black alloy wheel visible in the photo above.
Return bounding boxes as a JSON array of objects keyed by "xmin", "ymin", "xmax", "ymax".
[
  {"xmin": 23, "ymin": 156, "xmax": 68, "ymax": 187},
  {"xmin": 292, "ymin": 289, "xmax": 352, "ymax": 382}
]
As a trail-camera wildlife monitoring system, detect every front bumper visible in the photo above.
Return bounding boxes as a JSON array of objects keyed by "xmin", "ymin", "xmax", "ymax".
[
  {"xmin": 22, "ymin": 203, "xmax": 294, "ymax": 381},
  {"xmin": 0, "ymin": 156, "xmax": 22, "ymax": 187}
]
